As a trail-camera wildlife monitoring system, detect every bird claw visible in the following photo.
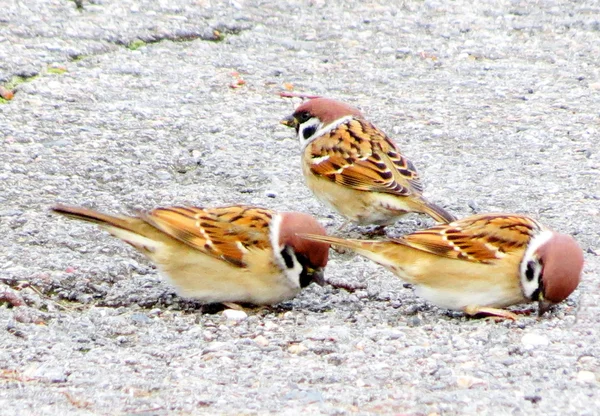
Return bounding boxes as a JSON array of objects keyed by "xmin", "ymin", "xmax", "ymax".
[{"xmin": 463, "ymin": 305, "xmax": 519, "ymax": 321}]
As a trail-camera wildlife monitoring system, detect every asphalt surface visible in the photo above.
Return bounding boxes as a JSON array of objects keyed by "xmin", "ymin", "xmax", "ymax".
[{"xmin": 1, "ymin": 0, "xmax": 599, "ymax": 415}]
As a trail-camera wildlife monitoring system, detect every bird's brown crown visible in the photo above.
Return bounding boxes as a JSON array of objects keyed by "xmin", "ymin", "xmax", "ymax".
[
  {"xmin": 278, "ymin": 212, "xmax": 329, "ymax": 268},
  {"xmin": 538, "ymin": 233, "xmax": 583, "ymax": 303},
  {"xmin": 294, "ymin": 98, "xmax": 363, "ymax": 125}
]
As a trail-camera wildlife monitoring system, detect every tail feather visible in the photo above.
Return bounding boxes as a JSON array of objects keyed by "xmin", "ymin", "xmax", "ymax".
[
  {"xmin": 422, "ymin": 200, "xmax": 456, "ymax": 224},
  {"xmin": 51, "ymin": 204, "xmax": 135, "ymax": 231},
  {"xmin": 298, "ymin": 233, "xmax": 373, "ymax": 250},
  {"xmin": 300, "ymin": 234, "xmax": 413, "ymax": 280},
  {"xmin": 51, "ymin": 204, "xmax": 160, "ymax": 253}
]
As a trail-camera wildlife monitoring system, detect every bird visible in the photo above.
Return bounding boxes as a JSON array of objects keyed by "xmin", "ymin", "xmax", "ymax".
[
  {"xmin": 280, "ymin": 97, "xmax": 456, "ymax": 228},
  {"xmin": 299, "ymin": 213, "xmax": 584, "ymax": 320},
  {"xmin": 52, "ymin": 204, "xmax": 330, "ymax": 306}
]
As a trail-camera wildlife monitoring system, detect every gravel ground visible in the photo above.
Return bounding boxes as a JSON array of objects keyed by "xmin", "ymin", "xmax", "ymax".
[{"xmin": 1, "ymin": 0, "xmax": 599, "ymax": 415}]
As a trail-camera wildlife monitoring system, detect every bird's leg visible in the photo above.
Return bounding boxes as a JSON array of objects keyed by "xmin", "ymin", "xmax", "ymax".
[
  {"xmin": 366, "ymin": 225, "xmax": 387, "ymax": 236},
  {"xmin": 222, "ymin": 302, "xmax": 245, "ymax": 311},
  {"xmin": 328, "ymin": 221, "xmax": 354, "ymax": 254},
  {"xmin": 463, "ymin": 305, "xmax": 519, "ymax": 321},
  {"xmin": 222, "ymin": 302, "xmax": 275, "ymax": 315},
  {"xmin": 335, "ymin": 220, "xmax": 351, "ymax": 233}
]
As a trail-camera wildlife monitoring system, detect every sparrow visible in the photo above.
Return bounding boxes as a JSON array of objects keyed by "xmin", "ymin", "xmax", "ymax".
[
  {"xmin": 280, "ymin": 97, "xmax": 456, "ymax": 227},
  {"xmin": 300, "ymin": 213, "xmax": 583, "ymax": 320},
  {"xmin": 52, "ymin": 204, "xmax": 330, "ymax": 306}
]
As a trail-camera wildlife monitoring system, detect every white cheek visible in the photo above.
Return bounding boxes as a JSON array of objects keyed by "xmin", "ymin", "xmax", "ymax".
[
  {"xmin": 282, "ymin": 252, "xmax": 304, "ymax": 289},
  {"xmin": 519, "ymin": 229, "xmax": 553, "ymax": 299},
  {"xmin": 520, "ymin": 260, "xmax": 543, "ymax": 300},
  {"xmin": 298, "ymin": 118, "xmax": 322, "ymax": 146},
  {"xmin": 300, "ymin": 115, "xmax": 354, "ymax": 149},
  {"xmin": 269, "ymin": 215, "xmax": 303, "ymax": 288}
]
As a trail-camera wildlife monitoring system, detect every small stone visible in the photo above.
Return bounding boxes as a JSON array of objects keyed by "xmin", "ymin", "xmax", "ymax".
[
  {"xmin": 407, "ymin": 316, "xmax": 421, "ymax": 327},
  {"xmin": 263, "ymin": 321, "xmax": 279, "ymax": 331},
  {"xmin": 222, "ymin": 309, "xmax": 248, "ymax": 322},
  {"xmin": 282, "ymin": 311, "xmax": 295, "ymax": 320},
  {"xmin": 202, "ymin": 342, "xmax": 228, "ymax": 354},
  {"xmin": 155, "ymin": 170, "xmax": 172, "ymax": 181},
  {"xmin": 287, "ymin": 343, "xmax": 307, "ymax": 354},
  {"xmin": 0, "ymin": 209, "xmax": 24, "ymax": 217},
  {"xmin": 589, "ymin": 82, "xmax": 600, "ymax": 90},
  {"xmin": 25, "ymin": 364, "xmax": 68, "ymax": 383},
  {"xmin": 521, "ymin": 333, "xmax": 549, "ymax": 349},
  {"xmin": 577, "ymin": 371, "xmax": 596, "ymax": 383},
  {"xmin": 381, "ymin": 329, "xmax": 404, "ymax": 340},
  {"xmin": 303, "ymin": 389, "xmax": 324, "ymax": 403},
  {"xmin": 456, "ymin": 375, "xmax": 486, "ymax": 388},
  {"xmin": 468, "ymin": 200, "xmax": 479, "ymax": 212},
  {"xmin": 253, "ymin": 335, "xmax": 269, "ymax": 347},
  {"xmin": 524, "ymin": 395, "xmax": 542, "ymax": 404},
  {"xmin": 130, "ymin": 313, "xmax": 151, "ymax": 324}
]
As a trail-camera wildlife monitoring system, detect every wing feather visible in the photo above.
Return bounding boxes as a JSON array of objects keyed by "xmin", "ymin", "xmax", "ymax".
[
  {"xmin": 394, "ymin": 213, "xmax": 542, "ymax": 263},
  {"xmin": 306, "ymin": 118, "xmax": 423, "ymax": 196},
  {"xmin": 141, "ymin": 205, "xmax": 274, "ymax": 268}
]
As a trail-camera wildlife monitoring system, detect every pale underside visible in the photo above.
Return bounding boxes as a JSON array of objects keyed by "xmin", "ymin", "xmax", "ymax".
[
  {"xmin": 103, "ymin": 225, "xmax": 300, "ymax": 305},
  {"xmin": 303, "ymin": 164, "xmax": 420, "ymax": 225},
  {"xmin": 351, "ymin": 242, "xmax": 527, "ymax": 310}
]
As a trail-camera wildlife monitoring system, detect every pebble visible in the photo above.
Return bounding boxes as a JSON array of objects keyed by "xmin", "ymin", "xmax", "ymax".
[
  {"xmin": 521, "ymin": 333, "xmax": 549, "ymax": 349},
  {"xmin": 24, "ymin": 364, "xmax": 69, "ymax": 383},
  {"xmin": 222, "ymin": 309, "xmax": 248, "ymax": 322},
  {"xmin": 577, "ymin": 371, "xmax": 596, "ymax": 383},
  {"xmin": 456, "ymin": 375, "xmax": 487, "ymax": 388},
  {"xmin": 253, "ymin": 335, "xmax": 269, "ymax": 347},
  {"xmin": 263, "ymin": 321, "xmax": 278, "ymax": 331},
  {"xmin": 130, "ymin": 313, "xmax": 151, "ymax": 324},
  {"xmin": 284, "ymin": 389, "xmax": 324, "ymax": 403},
  {"xmin": 202, "ymin": 342, "xmax": 229, "ymax": 354},
  {"xmin": 155, "ymin": 170, "xmax": 171, "ymax": 181},
  {"xmin": 287, "ymin": 343, "xmax": 307, "ymax": 354}
]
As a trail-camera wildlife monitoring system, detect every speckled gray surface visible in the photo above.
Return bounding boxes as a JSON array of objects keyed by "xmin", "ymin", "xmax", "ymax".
[{"xmin": 1, "ymin": 0, "xmax": 599, "ymax": 415}]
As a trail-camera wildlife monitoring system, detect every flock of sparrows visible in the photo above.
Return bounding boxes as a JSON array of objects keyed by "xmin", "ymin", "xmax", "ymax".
[{"xmin": 53, "ymin": 97, "xmax": 584, "ymax": 320}]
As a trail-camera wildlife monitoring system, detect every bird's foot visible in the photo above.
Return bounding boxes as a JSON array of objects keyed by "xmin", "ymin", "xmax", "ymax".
[{"xmin": 463, "ymin": 305, "xmax": 519, "ymax": 321}]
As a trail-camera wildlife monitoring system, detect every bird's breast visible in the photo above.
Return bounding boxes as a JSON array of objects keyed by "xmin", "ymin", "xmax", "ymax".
[{"xmin": 413, "ymin": 278, "xmax": 526, "ymax": 310}]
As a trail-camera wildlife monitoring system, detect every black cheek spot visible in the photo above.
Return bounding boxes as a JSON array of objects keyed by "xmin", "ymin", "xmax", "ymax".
[
  {"xmin": 302, "ymin": 126, "xmax": 317, "ymax": 140},
  {"xmin": 525, "ymin": 260, "xmax": 536, "ymax": 281},
  {"xmin": 280, "ymin": 247, "xmax": 295, "ymax": 269}
]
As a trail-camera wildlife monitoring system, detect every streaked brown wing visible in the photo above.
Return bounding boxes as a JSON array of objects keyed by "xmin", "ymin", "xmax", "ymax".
[
  {"xmin": 141, "ymin": 205, "xmax": 274, "ymax": 268},
  {"xmin": 306, "ymin": 118, "xmax": 423, "ymax": 195},
  {"xmin": 395, "ymin": 213, "xmax": 542, "ymax": 263}
]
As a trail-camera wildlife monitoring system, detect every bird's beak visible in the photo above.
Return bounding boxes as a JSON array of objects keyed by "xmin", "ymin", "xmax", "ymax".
[
  {"xmin": 308, "ymin": 267, "xmax": 325, "ymax": 287},
  {"xmin": 538, "ymin": 298, "xmax": 553, "ymax": 317},
  {"xmin": 280, "ymin": 114, "xmax": 297, "ymax": 128}
]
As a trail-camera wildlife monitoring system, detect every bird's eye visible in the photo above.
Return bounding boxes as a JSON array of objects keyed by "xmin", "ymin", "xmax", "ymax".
[{"xmin": 297, "ymin": 111, "xmax": 312, "ymax": 124}]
